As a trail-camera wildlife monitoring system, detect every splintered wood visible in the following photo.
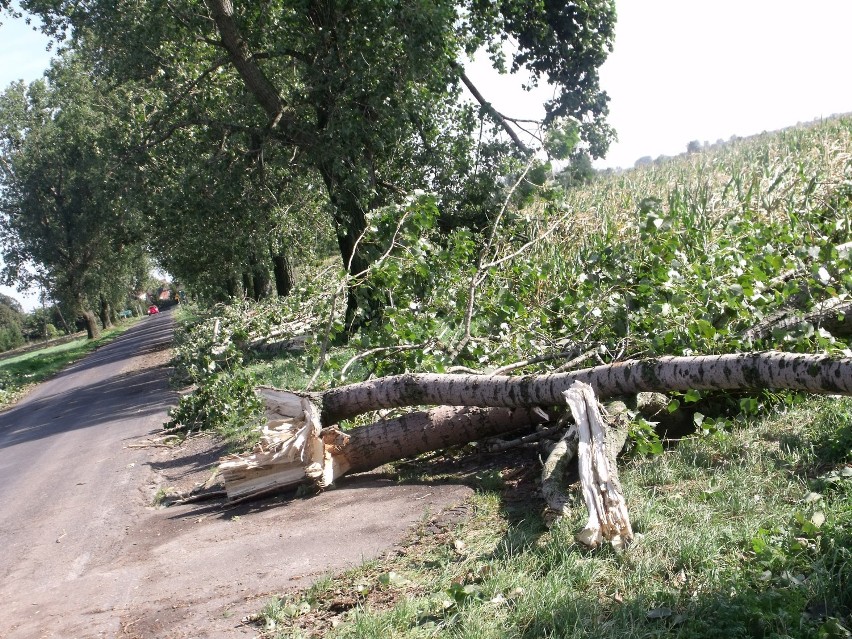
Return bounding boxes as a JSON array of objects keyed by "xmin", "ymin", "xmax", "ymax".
[
  {"xmin": 218, "ymin": 389, "xmax": 331, "ymax": 501},
  {"xmin": 563, "ymin": 381, "xmax": 634, "ymax": 550},
  {"xmin": 217, "ymin": 381, "xmax": 631, "ymax": 550}
]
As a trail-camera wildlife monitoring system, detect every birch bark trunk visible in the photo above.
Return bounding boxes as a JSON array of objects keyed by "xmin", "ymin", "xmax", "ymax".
[
  {"xmin": 320, "ymin": 351, "xmax": 852, "ymax": 422},
  {"xmin": 220, "ymin": 352, "xmax": 852, "ymax": 505}
]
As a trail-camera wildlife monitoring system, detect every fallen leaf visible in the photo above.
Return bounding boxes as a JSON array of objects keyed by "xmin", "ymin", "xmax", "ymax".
[{"xmin": 378, "ymin": 571, "xmax": 410, "ymax": 586}]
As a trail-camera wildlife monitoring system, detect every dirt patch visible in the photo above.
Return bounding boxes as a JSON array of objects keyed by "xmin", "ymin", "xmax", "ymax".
[
  {"xmin": 238, "ymin": 444, "xmax": 548, "ymax": 638},
  {"xmin": 143, "ymin": 433, "xmax": 230, "ymax": 500},
  {"xmin": 119, "ymin": 334, "xmax": 174, "ymax": 376}
]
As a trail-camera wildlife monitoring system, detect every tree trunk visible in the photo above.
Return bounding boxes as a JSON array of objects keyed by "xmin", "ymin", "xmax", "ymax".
[
  {"xmin": 251, "ymin": 256, "xmax": 270, "ymax": 301},
  {"xmin": 220, "ymin": 351, "xmax": 852, "ymax": 501},
  {"xmin": 563, "ymin": 382, "xmax": 633, "ymax": 548},
  {"xmin": 241, "ymin": 271, "xmax": 254, "ymax": 300},
  {"xmin": 318, "ymin": 351, "xmax": 852, "ymax": 424},
  {"xmin": 99, "ymin": 296, "xmax": 113, "ymax": 330},
  {"xmin": 220, "ymin": 388, "xmax": 548, "ymax": 501},
  {"xmin": 55, "ymin": 305, "xmax": 72, "ymax": 335},
  {"xmin": 82, "ymin": 309, "xmax": 100, "ymax": 340},
  {"xmin": 271, "ymin": 250, "xmax": 293, "ymax": 297},
  {"xmin": 225, "ymin": 275, "xmax": 239, "ymax": 298},
  {"xmin": 335, "ymin": 405, "xmax": 548, "ymax": 477},
  {"xmin": 317, "ymin": 163, "xmax": 371, "ymax": 332}
]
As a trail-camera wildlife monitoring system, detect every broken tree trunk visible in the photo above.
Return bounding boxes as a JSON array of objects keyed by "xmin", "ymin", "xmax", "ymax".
[
  {"xmin": 220, "ymin": 351, "xmax": 852, "ymax": 502},
  {"xmin": 319, "ymin": 351, "xmax": 852, "ymax": 422},
  {"xmin": 563, "ymin": 382, "xmax": 633, "ymax": 549},
  {"xmin": 219, "ymin": 387, "xmax": 549, "ymax": 501}
]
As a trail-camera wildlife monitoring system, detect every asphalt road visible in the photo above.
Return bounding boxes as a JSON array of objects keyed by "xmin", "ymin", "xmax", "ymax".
[{"xmin": 0, "ymin": 310, "xmax": 470, "ymax": 638}]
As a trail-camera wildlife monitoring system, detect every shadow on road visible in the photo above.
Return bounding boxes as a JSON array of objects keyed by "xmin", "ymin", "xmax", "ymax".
[
  {"xmin": 0, "ymin": 312, "xmax": 177, "ymax": 449},
  {"xmin": 56, "ymin": 313, "xmax": 174, "ymax": 378}
]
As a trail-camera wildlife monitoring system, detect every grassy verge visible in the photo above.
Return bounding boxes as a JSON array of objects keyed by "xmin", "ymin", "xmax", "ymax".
[
  {"xmin": 0, "ymin": 318, "xmax": 142, "ymax": 408},
  {"xmin": 256, "ymin": 397, "xmax": 852, "ymax": 639},
  {"xmin": 160, "ymin": 117, "xmax": 852, "ymax": 635}
]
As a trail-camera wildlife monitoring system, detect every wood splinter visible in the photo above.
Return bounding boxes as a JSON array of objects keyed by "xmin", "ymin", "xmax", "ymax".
[{"xmin": 563, "ymin": 381, "xmax": 634, "ymax": 550}]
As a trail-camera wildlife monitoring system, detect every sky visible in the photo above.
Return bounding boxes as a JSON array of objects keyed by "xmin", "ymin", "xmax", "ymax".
[
  {"xmin": 1, "ymin": 0, "xmax": 852, "ymax": 309},
  {"xmin": 467, "ymin": 0, "xmax": 852, "ymax": 169}
]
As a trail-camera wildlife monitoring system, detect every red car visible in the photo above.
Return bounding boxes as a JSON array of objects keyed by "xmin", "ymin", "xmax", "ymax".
[{"xmin": 148, "ymin": 305, "xmax": 160, "ymax": 315}]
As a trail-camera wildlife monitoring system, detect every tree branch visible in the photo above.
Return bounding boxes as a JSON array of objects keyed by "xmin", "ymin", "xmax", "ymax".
[
  {"xmin": 203, "ymin": 0, "xmax": 313, "ymax": 149},
  {"xmin": 454, "ymin": 64, "xmax": 532, "ymax": 155},
  {"xmin": 204, "ymin": 0, "xmax": 283, "ymax": 125}
]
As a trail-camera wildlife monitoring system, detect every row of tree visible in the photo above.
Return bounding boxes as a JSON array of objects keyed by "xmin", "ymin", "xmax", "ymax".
[{"xmin": 0, "ymin": 0, "xmax": 618, "ymax": 335}]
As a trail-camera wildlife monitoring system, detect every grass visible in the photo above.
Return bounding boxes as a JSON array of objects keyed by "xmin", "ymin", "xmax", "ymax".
[
  {"xmin": 164, "ymin": 115, "xmax": 852, "ymax": 636},
  {"xmin": 0, "ymin": 319, "xmax": 141, "ymax": 408},
  {"xmin": 257, "ymin": 397, "xmax": 852, "ymax": 638}
]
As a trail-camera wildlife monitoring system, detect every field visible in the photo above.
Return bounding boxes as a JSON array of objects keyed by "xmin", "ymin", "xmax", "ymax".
[{"xmin": 169, "ymin": 116, "xmax": 852, "ymax": 638}]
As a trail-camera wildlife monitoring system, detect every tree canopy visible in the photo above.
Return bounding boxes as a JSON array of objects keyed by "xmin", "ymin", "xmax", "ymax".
[
  {"xmin": 0, "ymin": 55, "xmax": 145, "ymax": 337},
  {"xmin": 2, "ymin": 0, "xmax": 617, "ymax": 320}
]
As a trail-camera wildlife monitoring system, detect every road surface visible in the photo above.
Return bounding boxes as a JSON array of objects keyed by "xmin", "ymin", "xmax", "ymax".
[{"xmin": 0, "ymin": 311, "xmax": 471, "ymax": 638}]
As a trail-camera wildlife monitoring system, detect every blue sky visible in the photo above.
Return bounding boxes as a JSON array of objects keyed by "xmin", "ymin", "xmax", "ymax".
[{"xmin": 2, "ymin": 1, "xmax": 852, "ymax": 309}]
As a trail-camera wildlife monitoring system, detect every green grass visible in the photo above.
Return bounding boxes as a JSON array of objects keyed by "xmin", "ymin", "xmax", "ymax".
[
  {"xmin": 257, "ymin": 397, "xmax": 852, "ymax": 639},
  {"xmin": 0, "ymin": 319, "xmax": 140, "ymax": 407},
  {"xmin": 164, "ymin": 115, "xmax": 852, "ymax": 636}
]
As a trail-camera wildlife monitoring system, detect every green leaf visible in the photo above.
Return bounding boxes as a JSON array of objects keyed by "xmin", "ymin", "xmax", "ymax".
[
  {"xmin": 378, "ymin": 571, "xmax": 410, "ymax": 587},
  {"xmin": 684, "ymin": 389, "xmax": 702, "ymax": 403},
  {"xmin": 694, "ymin": 319, "xmax": 716, "ymax": 339},
  {"xmin": 739, "ymin": 396, "xmax": 760, "ymax": 416}
]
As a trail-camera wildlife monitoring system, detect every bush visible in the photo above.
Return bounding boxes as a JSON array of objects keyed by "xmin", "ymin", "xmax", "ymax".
[{"xmin": 0, "ymin": 325, "xmax": 24, "ymax": 352}]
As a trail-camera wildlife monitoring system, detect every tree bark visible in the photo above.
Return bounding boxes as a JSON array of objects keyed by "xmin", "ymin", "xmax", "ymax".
[
  {"xmin": 271, "ymin": 250, "xmax": 293, "ymax": 297},
  {"xmin": 564, "ymin": 382, "xmax": 633, "ymax": 549},
  {"xmin": 204, "ymin": 0, "xmax": 285, "ymax": 128},
  {"xmin": 82, "ymin": 309, "xmax": 100, "ymax": 340},
  {"xmin": 241, "ymin": 271, "xmax": 254, "ymax": 300},
  {"xmin": 336, "ymin": 405, "xmax": 548, "ymax": 477},
  {"xmin": 220, "ymin": 387, "xmax": 549, "ymax": 501},
  {"xmin": 250, "ymin": 255, "xmax": 270, "ymax": 300},
  {"xmin": 99, "ymin": 296, "xmax": 113, "ymax": 330},
  {"xmin": 319, "ymin": 351, "xmax": 852, "ymax": 423},
  {"xmin": 221, "ymin": 351, "xmax": 852, "ymax": 502},
  {"xmin": 225, "ymin": 275, "xmax": 239, "ymax": 298}
]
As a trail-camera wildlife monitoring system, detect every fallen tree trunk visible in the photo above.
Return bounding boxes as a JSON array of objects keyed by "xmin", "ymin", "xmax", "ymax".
[
  {"xmin": 220, "ymin": 351, "xmax": 852, "ymax": 501},
  {"xmin": 319, "ymin": 351, "xmax": 852, "ymax": 423},
  {"xmin": 743, "ymin": 298, "xmax": 852, "ymax": 341},
  {"xmin": 220, "ymin": 393, "xmax": 549, "ymax": 500},
  {"xmin": 217, "ymin": 350, "xmax": 852, "ymax": 547}
]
